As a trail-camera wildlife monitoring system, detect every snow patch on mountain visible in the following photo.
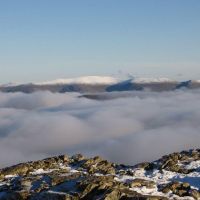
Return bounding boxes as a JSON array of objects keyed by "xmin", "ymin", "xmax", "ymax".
[
  {"xmin": 35, "ymin": 76, "xmax": 119, "ymax": 85},
  {"xmin": 34, "ymin": 76, "xmax": 176, "ymax": 86},
  {"xmin": 132, "ymin": 77, "xmax": 175, "ymax": 83}
]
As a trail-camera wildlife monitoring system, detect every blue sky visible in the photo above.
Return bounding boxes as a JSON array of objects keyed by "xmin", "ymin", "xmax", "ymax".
[{"xmin": 0, "ymin": 0, "xmax": 200, "ymax": 83}]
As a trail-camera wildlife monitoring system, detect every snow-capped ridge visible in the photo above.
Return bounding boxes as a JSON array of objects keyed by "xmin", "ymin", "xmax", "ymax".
[
  {"xmin": 34, "ymin": 76, "xmax": 176, "ymax": 86},
  {"xmin": 35, "ymin": 76, "xmax": 119, "ymax": 85},
  {"xmin": 132, "ymin": 77, "xmax": 175, "ymax": 83}
]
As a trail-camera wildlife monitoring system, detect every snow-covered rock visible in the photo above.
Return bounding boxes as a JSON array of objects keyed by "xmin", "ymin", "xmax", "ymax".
[{"xmin": 0, "ymin": 149, "xmax": 200, "ymax": 199}]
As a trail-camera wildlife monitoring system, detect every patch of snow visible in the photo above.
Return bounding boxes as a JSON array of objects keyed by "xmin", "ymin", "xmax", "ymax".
[
  {"xmin": 133, "ymin": 77, "xmax": 174, "ymax": 83},
  {"xmin": 35, "ymin": 76, "xmax": 119, "ymax": 85},
  {"xmin": 4, "ymin": 174, "xmax": 18, "ymax": 179},
  {"xmin": 185, "ymin": 160, "xmax": 200, "ymax": 170},
  {"xmin": 58, "ymin": 166, "xmax": 81, "ymax": 176},
  {"xmin": 94, "ymin": 173, "xmax": 104, "ymax": 176},
  {"xmin": 147, "ymin": 170, "xmax": 178, "ymax": 185},
  {"xmin": 64, "ymin": 166, "xmax": 80, "ymax": 173},
  {"xmin": 130, "ymin": 186, "xmax": 168, "ymax": 199},
  {"xmin": 70, "ymin": 169, "xmax": 79, "ymax": 173},
  {"xmin": 30, "ymin": 165, "xmax": 80, "ymax": 175},
  {"xmin": 115, "ymin": 167, "xmax": 199, "ymax": 199},
  {"xmin": 114, "ymin": 175, "xmax": 135, "ymax": 183},
  {"xmin": 47, "ymin": 190, "xmax": 67, "ymax": 195},
  {"xmin": 0, "ymin": 182, "xmax": 7, "ymax": 186},
  {"xmin": 30, "ymin": 168, "xmax": 56, "ymax": 175}
]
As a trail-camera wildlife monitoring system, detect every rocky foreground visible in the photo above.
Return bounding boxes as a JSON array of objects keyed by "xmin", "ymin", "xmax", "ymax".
[{"xmin": 0, "ymin": 150, "xmax": 200, "ymax": 199}]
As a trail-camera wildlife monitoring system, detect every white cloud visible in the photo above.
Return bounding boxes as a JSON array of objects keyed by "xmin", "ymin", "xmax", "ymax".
[{"xmin": 0, "ymin": 90, "xmax": 200, "ymax": 167}]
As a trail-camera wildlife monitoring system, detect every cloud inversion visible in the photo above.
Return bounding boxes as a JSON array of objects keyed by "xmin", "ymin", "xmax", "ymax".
[{"xmin": 0, "ymin": 90, "xmax": 200, "ymax": 167}]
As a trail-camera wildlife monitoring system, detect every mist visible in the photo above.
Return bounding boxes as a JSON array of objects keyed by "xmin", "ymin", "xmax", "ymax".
[{"xmin": 0, "ymin": 90, "xmax": 200, "ymax": 167}]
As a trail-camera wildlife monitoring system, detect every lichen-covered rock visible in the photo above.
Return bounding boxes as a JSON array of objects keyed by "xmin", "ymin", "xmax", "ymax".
[
  {"xmin": 161, "ymin": 181, "xmax": 191, "ymax": 197},
  {"xmin": 134, "ymin": 162, "xmax": 155, "ymax": 171},
  {"xmin": 0, "ymin": 150, "xmax": 200, "ymax": 200},
  {"xmin": 130, "ymin": 179, "xmax": 156, "ymax": 189},
  {"xmin": 49, "ymin": 172, "xmax": 80, "ymax": 186},
  {"xmin": 71, "ymin": 154, "xmax": 85, "ymax": 163},
  {"xmin": 1, "ymin": 163, "xmax": 30, "ymax": 176},
  {"xmin": 81, "ymin": 156, "xmax": 116, "ymax": 175},
  {"xmin": 104, "ymin": 189, "xmax": 121, "ymax": 200},
  {"xmin": 191, "ymin": 189, "xmax": 200, "ymax": 200},
  {"xmin": 120, "ymin": 188, "xmax": 168, "ymax": 200}
]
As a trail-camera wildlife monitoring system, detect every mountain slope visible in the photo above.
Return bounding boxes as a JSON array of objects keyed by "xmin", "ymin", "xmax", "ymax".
[
  {"xmin": 106, "ymin": 79, "xmax": 143, "ymax": 92},
  {"xmin": 0, "ymin": 149, "xmax": 200, "ymax": 199}
]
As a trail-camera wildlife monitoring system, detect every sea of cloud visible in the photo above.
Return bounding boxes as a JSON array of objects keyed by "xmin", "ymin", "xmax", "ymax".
[{"xmin": 0, "ymin": 90, "xmax": 200, "ymax": 167}]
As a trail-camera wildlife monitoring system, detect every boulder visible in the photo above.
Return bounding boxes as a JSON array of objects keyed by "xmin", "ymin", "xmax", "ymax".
[
  {"xmin": 161, "ymin": 181, "xmax": 190, "ymax": 197},
  {"xmin": 130, "ymin": 179, "xmax": 156, "ymax": 189}
]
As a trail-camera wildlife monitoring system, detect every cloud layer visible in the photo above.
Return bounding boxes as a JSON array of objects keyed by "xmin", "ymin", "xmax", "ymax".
[{"xmin": 0, "ymin": 90, "xmax": 200, "ymax": 167}]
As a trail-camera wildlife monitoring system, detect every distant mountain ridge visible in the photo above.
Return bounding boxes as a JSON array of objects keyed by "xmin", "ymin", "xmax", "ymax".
[{"xmin": 0, "ymin": 76, "xmax": 199, "ymax": 94}]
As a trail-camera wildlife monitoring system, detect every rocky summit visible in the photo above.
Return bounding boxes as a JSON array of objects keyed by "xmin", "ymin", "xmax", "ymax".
[{"xmin": 0, "ymin": 150, "xmax": 200, "ymax": 200}]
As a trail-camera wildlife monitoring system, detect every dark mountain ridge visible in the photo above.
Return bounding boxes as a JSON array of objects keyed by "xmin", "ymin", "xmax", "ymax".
[{"xmin": 1, "ymin": 79, "xmax": 200, "ymax": 94}]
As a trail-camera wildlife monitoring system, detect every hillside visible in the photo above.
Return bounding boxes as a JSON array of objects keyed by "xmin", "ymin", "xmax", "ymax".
[{"xmin": 0, "ymin": 150, "xmax": 200, "ymax": 199}]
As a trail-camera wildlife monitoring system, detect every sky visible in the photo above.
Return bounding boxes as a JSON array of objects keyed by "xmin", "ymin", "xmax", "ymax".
[{"xmin": 0, "ymin": 0, "xmax": 200, "ymax": 83}]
